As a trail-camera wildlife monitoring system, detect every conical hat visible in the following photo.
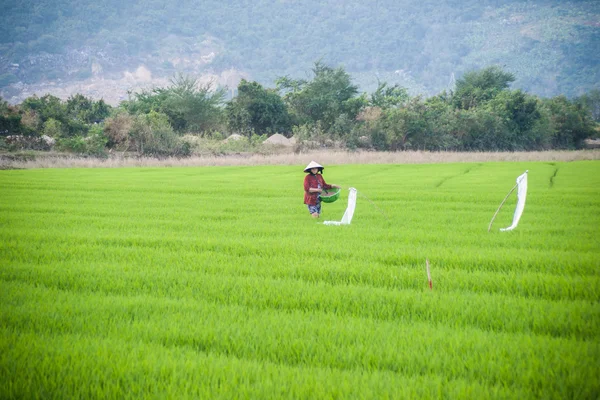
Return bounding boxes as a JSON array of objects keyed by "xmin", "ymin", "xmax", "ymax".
[{"xmin": 304, "ymin": 161, "xmax": 324, "ymax": 173}]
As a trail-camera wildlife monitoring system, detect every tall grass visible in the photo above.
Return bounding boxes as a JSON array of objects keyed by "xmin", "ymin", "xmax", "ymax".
[
  {"xmin": 1, "ymin": 149, "xmax": 599, "ymax": 169},
  {"xmin": 1, "ymin": 161, "xmax": 599, "ymax": 398}
]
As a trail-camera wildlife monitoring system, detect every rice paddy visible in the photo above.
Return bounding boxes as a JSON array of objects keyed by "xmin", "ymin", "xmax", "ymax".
[{"xmin": 1, "ymin": 161, "xmax": 599, "ymax": 399}]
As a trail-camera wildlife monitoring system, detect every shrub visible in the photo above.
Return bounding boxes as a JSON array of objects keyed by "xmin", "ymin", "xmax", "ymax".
[
  {"xmin": 130, "ymin": 111, "xmax": 191, "ymax": 157},
  {"xmin": 20, "ymin": 110, "xmax": 42, "ymax": 132},
  {"xmin": 55, "ymin": 136, "xmax": 87, "ymax": 154},
  {"xmin": 55, "ymin": 126, "xmax": 108, "ymax": 157},
  {"xmin": 42, "ymin": 118, "xmax": 65, "ymax": 138},
  {"xmin": 104, "ymin": 113, "xmax": 134, "ymax": 151},
  {"xmin": 545, "ymin": 95, "xmax": 597, "ymax": 149},
  {"xmin": 4, "ymin": 134, "xmax": 52, "ymax": 151}
]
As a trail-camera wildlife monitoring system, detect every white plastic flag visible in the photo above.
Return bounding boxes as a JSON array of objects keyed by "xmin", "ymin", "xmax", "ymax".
[
  {"xmin": 324, "ymin": 187, "xmax": 357, "ymax": 226},
  {"xmin": 500, "ymin": 171, "xmax": 528, "ymax": 231}
]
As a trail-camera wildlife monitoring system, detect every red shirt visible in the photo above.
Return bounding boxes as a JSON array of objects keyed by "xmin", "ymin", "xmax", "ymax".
[{"xmin": 304, "ymin": 173, "xmax": 332, "ymax": 205}]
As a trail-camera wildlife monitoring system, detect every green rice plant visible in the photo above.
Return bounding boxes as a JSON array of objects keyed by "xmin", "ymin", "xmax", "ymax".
[{"xmin": 0, "ymin": 161, "xmax": 599, "ymax": 399}]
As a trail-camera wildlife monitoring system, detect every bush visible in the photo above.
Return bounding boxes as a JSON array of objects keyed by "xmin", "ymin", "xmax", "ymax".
[
  {"xmin": 455, "ymin": 108, "xmax": 510, "ymax": 151},
  {"xmin": 4, "ymin": 134, "xmax": 53, "ymax": 151},
  {"xmin": 55, "ymin": 136, "xmax": 87, "ymax": 154},
  {"xmin": 130, "ymin": 111, "xmax": 191, "ymax": 157},
  {"xmin": 20, "ymin": 110, "xmax": 42, "ymax": 132},
  {"xmin": 104, "ymin": 112, "xmax": 134, "ymax": 151},
  {"xmin": 545, "ymin": 95, "xmax": 596, "ymax": 149},
  {"xmin": 124, "ymin": 74, "xmax": 225, "ymax": 134},
  {"xmin": 55, "ymin": 134, "xmax": 107, "ymax": 157},
  {"xmin": 42, "ymin": 118, "xmax": 65, "ymax": 138},
  {"xmin": 379, "ymin": 99, "xmax": 428, "ymax": 150},
  {"xmin": 55, "ymin": 126, "xmax": 108, "ymax": 157},
  {"xmin": 0, "ymin": 114, "xmax": 25, "ymax": 136}
]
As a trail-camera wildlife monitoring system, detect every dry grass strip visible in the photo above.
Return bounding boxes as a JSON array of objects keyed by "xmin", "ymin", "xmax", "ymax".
[{"xmin": 2, "ymin": 149, "xmax": 599, "ymax": 169}]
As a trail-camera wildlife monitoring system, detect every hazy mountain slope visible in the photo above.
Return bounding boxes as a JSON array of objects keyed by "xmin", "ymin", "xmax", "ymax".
[{"xmin": 0, "ymin": 0, "xmax": 598, "ymax": 103}]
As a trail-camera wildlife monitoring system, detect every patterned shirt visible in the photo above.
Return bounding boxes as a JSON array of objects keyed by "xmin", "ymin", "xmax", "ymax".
[{"xmin": 304, "ymin": 173, "xmax": 332, "ymax": 205}]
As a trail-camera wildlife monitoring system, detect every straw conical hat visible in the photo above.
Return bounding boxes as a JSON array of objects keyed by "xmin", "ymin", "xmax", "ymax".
[{"xmin": 304, "ymin": 161, "xmax": 324, "ymax": 173}]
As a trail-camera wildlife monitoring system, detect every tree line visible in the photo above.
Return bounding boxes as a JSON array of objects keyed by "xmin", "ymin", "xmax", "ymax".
[{"xmin": 1, "ymin": 64, "xmax": 598, "ymax": 157}]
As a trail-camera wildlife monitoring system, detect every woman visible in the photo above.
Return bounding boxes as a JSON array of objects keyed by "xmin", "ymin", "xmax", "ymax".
[{"xmin": 303, "ymin": 161, "xmax": 341, "ymax": 218}]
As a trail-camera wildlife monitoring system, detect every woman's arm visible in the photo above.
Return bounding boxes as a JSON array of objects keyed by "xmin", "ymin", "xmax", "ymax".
[
  {"xmin": 319, "ymin": 176, "xmax": 331, "ymax": 190},
  {"xmin": 320, "ymin": 176, "xmax": 341, "ymax": 190},
  {"xmin": 304, "ymin": 175, "xmax": 322, "ymax": 193}
]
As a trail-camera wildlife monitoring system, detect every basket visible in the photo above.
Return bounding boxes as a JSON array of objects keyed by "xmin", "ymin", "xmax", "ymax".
[{"xmin": 319, "ymin": 187, "xmax": 341, "ymax": 203}]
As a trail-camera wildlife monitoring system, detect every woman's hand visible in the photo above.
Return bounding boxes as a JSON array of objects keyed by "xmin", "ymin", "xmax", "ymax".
[{"xmin": 333, "ymin": 184, "xmax": 341, "ymax": 189}]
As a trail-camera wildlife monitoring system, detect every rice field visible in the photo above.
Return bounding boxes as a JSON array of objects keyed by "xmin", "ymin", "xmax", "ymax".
[{"xmin": 1, "ymin": 161, "xmax": 599, "ymax": 399}]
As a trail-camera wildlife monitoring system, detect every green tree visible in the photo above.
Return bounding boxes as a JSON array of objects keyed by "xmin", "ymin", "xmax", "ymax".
[
  {"xmin": 161, "ymin": 75, "xmax": 225, "ymax": 133},
  {"xmin": 65, "ymin": 94, "xmax": 111, "ymax": 124},
  {"xmin": 124, "ymin": 74, "xmax": 225, "ymax": 134},
  {"xmin": 455, "ymin": 108, "xmax": 510, "ymax": 151},
  {"xmin": 277, "ymin": 61, "xmax": 360, "ymax": 132},
  {"xmin": 42, "ymin": 118, "xmax": 65, "ymax": 138},
  {"xmin": 545, "ymin": 95, "xmax": 596, "ymax": 149},
  {"xmin": 369, "ymin": 81, "xmax": 409, "ymax": 109},
  {"xmin": 421, "ymin": 94, "xmax": 460, "ymax": 150},
  {"xmin": 122, "ymin": 89, "xmax": 169, "ymax": 116},
  {"xmin": 66, "ymin": 94, "xmax": 99, "ymax": 123},
  {"xmin": 21, "ymin": 94, "xmax": 67, "ymax": 126},
  {"xmin": 575, "ymin": 89, "xmax": 600, "ymax": 123},
  {"xmin": 226, "ymin": 79, "xmax": 291, "ymax": 136},
  {"xmin": 452, "ymin": 66, "xmax": 515, "ymax": 110},
  {"xmin": 379, "ymin": 97, "xmax": 429, "ymax": 150},
  {"xmin": 0, "ymin": 97, "xmax": 28, "ymax": 136},
  {"xmin": 485, "ymin": 90, "xmax": 548, "ymax": 150},
  {"xmin": 21, "ymin": 94, "xmax": 85, "ymax": 136}
]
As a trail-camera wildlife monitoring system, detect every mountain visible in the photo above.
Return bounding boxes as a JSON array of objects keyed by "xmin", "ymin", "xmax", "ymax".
[{"xmin": 0, "ymin": 0, "xmax": 598, "ymax": 104}]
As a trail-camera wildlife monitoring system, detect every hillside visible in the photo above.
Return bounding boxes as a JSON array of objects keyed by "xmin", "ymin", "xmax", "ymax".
[{"xmin": 0, "ymin": 0, "xmax": 598, "ymax": 104}]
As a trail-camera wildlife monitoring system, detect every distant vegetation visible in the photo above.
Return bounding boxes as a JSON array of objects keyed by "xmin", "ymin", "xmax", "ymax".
[
  {"xmin": 1, "ymin": 64, "xmax": 598, "ymax": 157},
  {"xmin": 0, "ymin": 0, "xmax": 598, "ymax": 97}
]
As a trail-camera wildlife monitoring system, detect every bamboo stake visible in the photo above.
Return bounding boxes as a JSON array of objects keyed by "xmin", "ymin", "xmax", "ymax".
[
  {"xmin": 426, "ymin": 259, "xmax": 432, "ymax": 290},
  {"xmin": 488, "ymin": 182, "xmax": 518, "ymax": 232}
]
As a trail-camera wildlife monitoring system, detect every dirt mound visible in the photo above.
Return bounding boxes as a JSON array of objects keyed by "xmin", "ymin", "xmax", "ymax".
[
  {"xmin": 584, "ymin": 138, "xmax": 600, "ymax": 149},
  {"xmin": 224, "ymin": 134, "xmax": 244, "ymax": 142},
  {"xmin": 264, "ymin": 134, "xmax": 292, "ymax": 146}
]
